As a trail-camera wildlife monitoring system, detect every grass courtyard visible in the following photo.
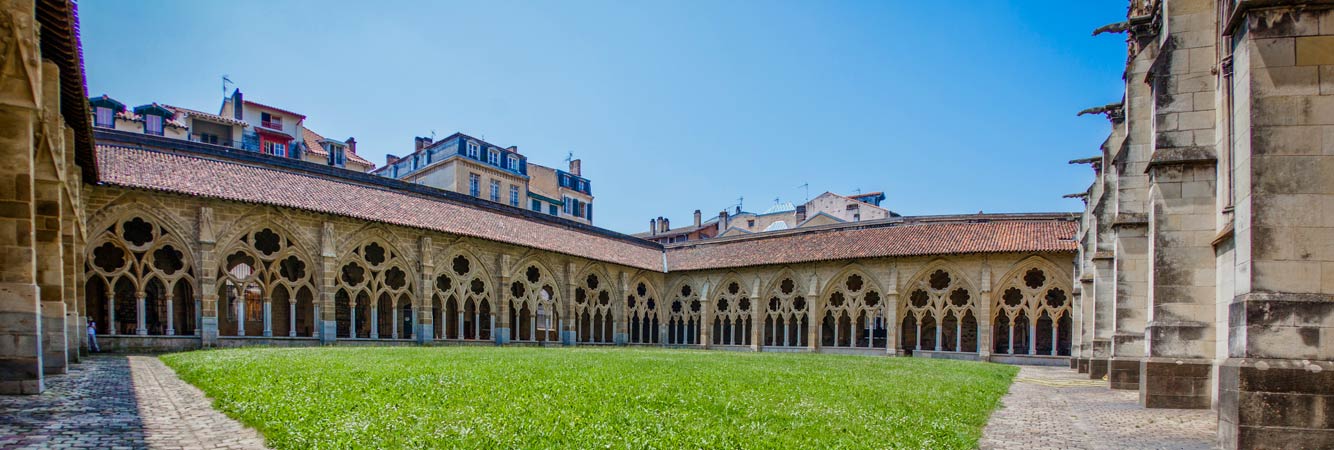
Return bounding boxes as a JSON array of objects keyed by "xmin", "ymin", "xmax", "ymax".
[{"xmin": 161, "ymin": 347, "xmax": 1017, "ymax": 449}]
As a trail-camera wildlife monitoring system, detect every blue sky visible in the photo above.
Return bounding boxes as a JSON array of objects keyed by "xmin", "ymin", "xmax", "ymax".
[{"xmin": 81, "ymin": 1, "xmax": 1126, "ymax": 234}]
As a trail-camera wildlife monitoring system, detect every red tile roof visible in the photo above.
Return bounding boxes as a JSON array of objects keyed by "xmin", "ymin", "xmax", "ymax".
[
  {"xmin": 242, "ymin": 100, "xmax": 307, "ymax": 119},
  {"xmin": 302, "ymin": 128, "xmax": 374, "ymax": 167},
  {"xmin": 666, "ymin": 220, "xmax": 1077, "ymax": 271},
  {"xmin": 96, "ymin": 145, "xmax": 663, "ymax": 270}
]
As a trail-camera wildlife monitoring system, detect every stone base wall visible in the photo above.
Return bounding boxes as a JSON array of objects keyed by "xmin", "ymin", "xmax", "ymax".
[
  {"xmin": 1139, "ymin": 359, "xmax": 1212, "ymax": 409},
  {"xmin": 1109, "ymin": 358, "xmax": 1141, "ymax": 390},
  {"xmin": 1219, "ymin": 358, "xmax": 1334, "ymax": 449},
  {"xmin": 990, "ymin": 354, "xmax": 1069, "ymax": 367}
]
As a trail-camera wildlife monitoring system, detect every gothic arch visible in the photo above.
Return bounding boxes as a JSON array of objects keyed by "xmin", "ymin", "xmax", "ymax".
[
  {"xmin": 819, "ymin": 265, "xmax": 887, "ymax": 349},
  {"xmin": 506, "ymin": 257, "xmax": 562, "ymax": 343},
  {"xmin": 333, "ymin": 236, "xmax": 416, "ymax": 340},
  {"xmin": 84, "ymin": 212, "xmax": 197, "ymax": 337},
  {"xmin": 900, "ymin": 259, "xmax": 980, "ymax": 354},
  {"xmin": 86, "ymin": 195, "xmax": 196, "ymax": 248},
  {"xmin": 214, "ymin": 207, "xmax": 318, "ymax": 257},
  {"xmin": 709, "ymin": 274, "xmax": 752, "ymax": 346},
  {"xmin": 215, "ymin": 224, "xmax": 319, "ymax": 338},
  {"xmin": 433, "ymin": 247, "xmax": 494, "ymax": 341},
  {"xmin": 665, "ymin": 277, "xmax": 703, "ymax": 345},
  {"xmin": 571, "ymin": 264, "xmax": 616, "ymax": 343},
  {"xmin": 992, "ymin": 255, "xmax": 1074, "ymax": 356},
  {"xmin": 625, "ymin": 274, "xmax": 661, "ymax": 344},
  {"xmin": 761, "ymin": 268, "xmax": 810, "ymax": 348}
]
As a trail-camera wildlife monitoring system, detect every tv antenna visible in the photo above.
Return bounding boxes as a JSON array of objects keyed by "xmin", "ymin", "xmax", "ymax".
[
  {"xmin": 564, "ymin": 151, "xmax": 575, "ymax": 164},
  {"xmin": 797, "ymin": 182, "xmax": 809, "ymax": 203},
  {"xmin": 222, "ymin": 75, "xmax": 233, "ymax": 99}
]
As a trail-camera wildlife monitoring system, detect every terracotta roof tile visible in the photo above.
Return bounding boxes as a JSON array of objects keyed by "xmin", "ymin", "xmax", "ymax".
[
  {"xmin": 96, "ymin": 145, "xmax": 663, "ymax": 270},
  {"xmin": 666, "ymin": 220, "xmax": 1077, "ymax": 271},
  {"xmin": 302, "ymin": 128, "xmax": 374, "ymax": 166}
]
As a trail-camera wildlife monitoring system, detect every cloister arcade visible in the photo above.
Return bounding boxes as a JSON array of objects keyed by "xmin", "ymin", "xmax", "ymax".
[{"xmin": 83, "ymin": 197, "xmax": 1073, "ymax": 361}]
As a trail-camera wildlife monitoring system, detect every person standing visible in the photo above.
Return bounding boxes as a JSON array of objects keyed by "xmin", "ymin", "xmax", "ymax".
[{"xmin": 87, "ymin": 318, "xmax": 100, "ymax": 353}]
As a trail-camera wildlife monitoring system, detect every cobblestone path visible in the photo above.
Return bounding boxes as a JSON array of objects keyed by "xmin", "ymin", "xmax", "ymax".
[
  {"xmin": 0, "ymin": 355, "xmax": 267, "ymax": 449},
  {"xmin": 980, "ymin": 365, "xmax": 1218, "ymax": 450}
]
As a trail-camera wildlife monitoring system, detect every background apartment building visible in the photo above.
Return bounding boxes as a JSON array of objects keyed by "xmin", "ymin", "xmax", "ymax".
[{"xmin": 374, "ymin": 133, "xmax": 595, "ymax": 224}]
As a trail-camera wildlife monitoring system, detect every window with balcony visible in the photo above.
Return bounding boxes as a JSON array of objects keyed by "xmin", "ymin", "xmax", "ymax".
[
  {"xmin": 489, "ymin": 180, "xmax": 501, "ymax": 202},
  {"xmin": 469, "ymin": 173, "xmax": 481, "ymax": 197},
  {"xmin": 509, "ymin": 185, "xmax": 520, "ymax": 207},
  {"xmin": 94, "ymin": 107, "xmax": 114, "ymax": 128},
  {"xmin": 260, "ymin": 112, "xmax": 283, "ymax": 130},
  {"xmin": 144, "ymin": 114, "xmax": 164, "ymax": 136},
  {"xmin": 197, "ymin": 133, "xmax": 220, "ymax": 145}
]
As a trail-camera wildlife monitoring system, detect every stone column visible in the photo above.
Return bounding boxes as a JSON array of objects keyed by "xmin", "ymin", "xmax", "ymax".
[
  {"xmin": 699, "ymin": 282, "xmax": 711, "ymax": 349},
  {"xmin": 165, "ymin": 295, "xmax": 174, "ymax": 335},
  {"xmin": 198, "ymin": 207, "xmax": 219, "ymax": 346},
  {"xmin": 262, "ymin": 298, "xmax": 272, "ymax": 337},
  {"xmin": 750, "ymin": 277, "xmax": 762, "ymax": 351},
  {"xmin": 235, "ymin": 294, "xmax": 245, "ymax": 336},
  {"xmin": 288, "ymin": 301, "xmax": 296, "ymax": 337},
  {"xmin": 135, "ymin": 292, "xmax": 147, "ymax": 335},
  {"xmin": 369, "ymin": 305, "xmax": 378, "ymax": 339},
  {"xmin": 883, "ymin": 264, "xmax": 899, "ymax": 356}
]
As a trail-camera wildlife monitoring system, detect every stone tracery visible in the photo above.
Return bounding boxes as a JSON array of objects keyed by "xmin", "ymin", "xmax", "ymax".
[
  {"xmin": 711, "ymin": 279, "xmax": 751, "ymax": 346},
  {"xmin": 900, "ymin": 266, "xmax": 978, "ymax": 354},
  {"xmin": 216, "ymin": 226, "xmax": 316, "ymax": 338},
  {"xmin": 84, "ymin": 215, "xmax": 196, "ymax": 336},
  {"xmin": 820, "ymin": 272, "xmax": 887, "ymax": 349},
  {"xmin": 993, "ymin": 262, "xmax": 1072, "ymax": 356},
  {"xmin": 435, "ymin": 253, "xmax": 492, "ymax": 341},
  {"xmin": 334, "ymin": 240, "xmax": 415, "ymax": 339},
  {"xmin": 508, "ymin": 263, "xmax": 560, "ymax": 342}
]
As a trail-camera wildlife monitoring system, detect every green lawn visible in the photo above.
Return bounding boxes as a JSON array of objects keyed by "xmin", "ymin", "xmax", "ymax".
[{"xmin": 161, "ymin": 347, "xmax": 1016, "ymax": 449}]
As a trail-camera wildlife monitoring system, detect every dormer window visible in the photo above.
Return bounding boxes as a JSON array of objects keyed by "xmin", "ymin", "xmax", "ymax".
[
  {"xmin": 488, "ymin": 149, "xmax": 500, "ymax": 166},
  {"xmin": 144, "ymin": 114, "xmax": 164, "ymax": 136},
  {"xmin": 260, "ymin": 112, "xmax": 282, "ymax": 129},
  {"xmin": 94, "ymin": 107, "xmax": 114, "ymax": 128},
  {"xmin": 466, "ymin": 141, "xmax": 480, "ymax": 158},
  {"xmin": 326, "ymin": 144, "xmax": 346, "ymax": 167},
  {"xmin": 507, "ymin": 155, "xmax": 519, "ymax": 170}
]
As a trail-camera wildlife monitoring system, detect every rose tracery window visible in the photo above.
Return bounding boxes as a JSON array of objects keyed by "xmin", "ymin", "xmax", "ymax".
[
  {"xmin": 900, "ymin": 268, "xmax": 978, "ymax": 354},
  {"xmin": 821, "ymin": 272, "xmax": 886, "ymax": 349},
  {"xmin": 509, "ymin": 264, "xmax": 560, "ymax": 342},
  {"xmin": 574, "ymin": 271, "xmax": 613, "ymax": 343},
  {"xmin": 84, "ymin": 216, "xmax": 196, "ymax": 337},
  {"xmin": 994, "ymin": 263, "xmax": 1072, "ymax": 356},
  {"xmin": 334, "ymin": 241, "xmax": 414, "ymax": 339},
  {"xmin": 667, "ymin": 283, "xmax": 702, "ymax": 345},
  {"xmin": 436, "ymin": 254, "xmax": 492, "ymax": 341},
  {"xmin": 764, "ymin": 277, "xmax": 808, "ymax": 347},
  {"xmin": 217, "ymin": 227, "xmax": 316, "ymax": 338},
  {"xmin": 712, "ymin": 280, "xmax": 751, "ymax": 346}
]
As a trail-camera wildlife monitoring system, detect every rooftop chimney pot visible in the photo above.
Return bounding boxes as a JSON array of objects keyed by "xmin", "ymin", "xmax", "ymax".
[{"xmin": 569, "ymin": 159, "xmax": 582, "ymax": 176}]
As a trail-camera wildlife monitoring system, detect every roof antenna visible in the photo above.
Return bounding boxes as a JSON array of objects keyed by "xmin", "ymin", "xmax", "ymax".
[
  {"xmin": 564, "ymin": 151, "xmax": 574, "ymax": 164},
  {"xmin": 797, "ymin": 182, "xmax": 809, "ymax": 203},
  {"xmin": 222, "ymin": 75, "xmax": 233, "ymax": 100},
  {"xmin": 430, "ymin": 129, "xmax": 436, "ymax": 140}
]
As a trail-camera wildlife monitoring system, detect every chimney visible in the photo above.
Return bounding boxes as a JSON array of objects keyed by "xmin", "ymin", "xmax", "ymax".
[
  {"xmin": 719, "ymin": 210, "xmax": 729, "ymax": 232},
  {"xmin": 735, "ymin": 205, "xmax": 741, "ymax": 214},
  {"xmin": 795, "ymin": 205, "xmax": 807, "ymax": 223},
  {"xmin": 386, "ymin": 154, "xmax": 399, "ymax": 166},
  {"xmin": 346, "ymin": 137, "xmax": 357, "ymax": 154},
  {"xmin": 232, "ymin": 89, "xmax": 243, "ymax": 120},
  {"xmin": 661, "ymin": 217, "xmax": 670, "ymax": 232},
  {"xmin": 650, "ymin": 218, "xmax": 657, "ymax": 236},
  {"xmin": 569, "ymin": 158, "xmax": 582, "ymax": 176},
  {"xmin": 414, "ymin": 137, "xmax": 426, "ymax": 152},
  {"xmin": 694, "ymin": 210, "xmax": 702, "ymax": 227},
  {"xmin": 507, "ymin": 145, "xmax": 519, "ymax": 154}
]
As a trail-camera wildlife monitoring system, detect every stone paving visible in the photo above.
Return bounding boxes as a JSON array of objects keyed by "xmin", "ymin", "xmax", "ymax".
[
  {"xmin": 0, "ymin": 355, "xmax": 267, "ymax": 450},
  {"xmin": 980, "ymin": 365, "xmax": 1218, "ymax": 450}
]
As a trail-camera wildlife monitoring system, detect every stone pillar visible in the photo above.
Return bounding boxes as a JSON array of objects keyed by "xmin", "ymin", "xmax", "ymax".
[
  {"xmin": 288, "ymin": 302, "xmax": 296, "ymax": 337},
  {"xmin": 0, "ymin": 32, "xmax": 43, "ymax": 390},
  {"xmin": 416, "ymin": 236, "xmax": 433, "ymax": 344},
  {"xmin": 749, "ymin": 277, "xmax": 762, "ymax": 351},
  {"xmin": 235, "ymin": 293, "xmax": 245, "ymax": 336},
  {"xmin": 699, "ymin": 283, "xmax": 711, "ymax": 349},
  {"xmin": 34, "ymin": 61, "xmax": 67, "ymax": 376},
  {"xmin": 883, "ymin": 265, "xmax": 899, "ymax": 356},
  {"xmin": 369, "ymin": 305, "xmax": 378, "ymax": 339},
  {"xmin": 495, "ymin": 255, "xmax": 511, "ymax": 344},
  {"xmin": 165, "ymin": 295, "xmax": 175, "ymax": 336},
  {"xmin": 562, "ymin": 261, "xmax": 577, "ymax": 345},
  {"xmin": 1214, "ymin": 7, "xmax": 1334, "ymax": 447},
  {"xmin": 1089, "ymin": 253, "xmax": 1115, "ymax": 380},
  {"xmin": 319, "ymin": 222, "xmax": 337, "ymax": 344},
  {"xmin": 976, "ymin": 263, "xmax": 992, "ymax": 359},
  {"xmin": 197, "ymin": 207, "xmax": 219, "ymax": 346}
]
